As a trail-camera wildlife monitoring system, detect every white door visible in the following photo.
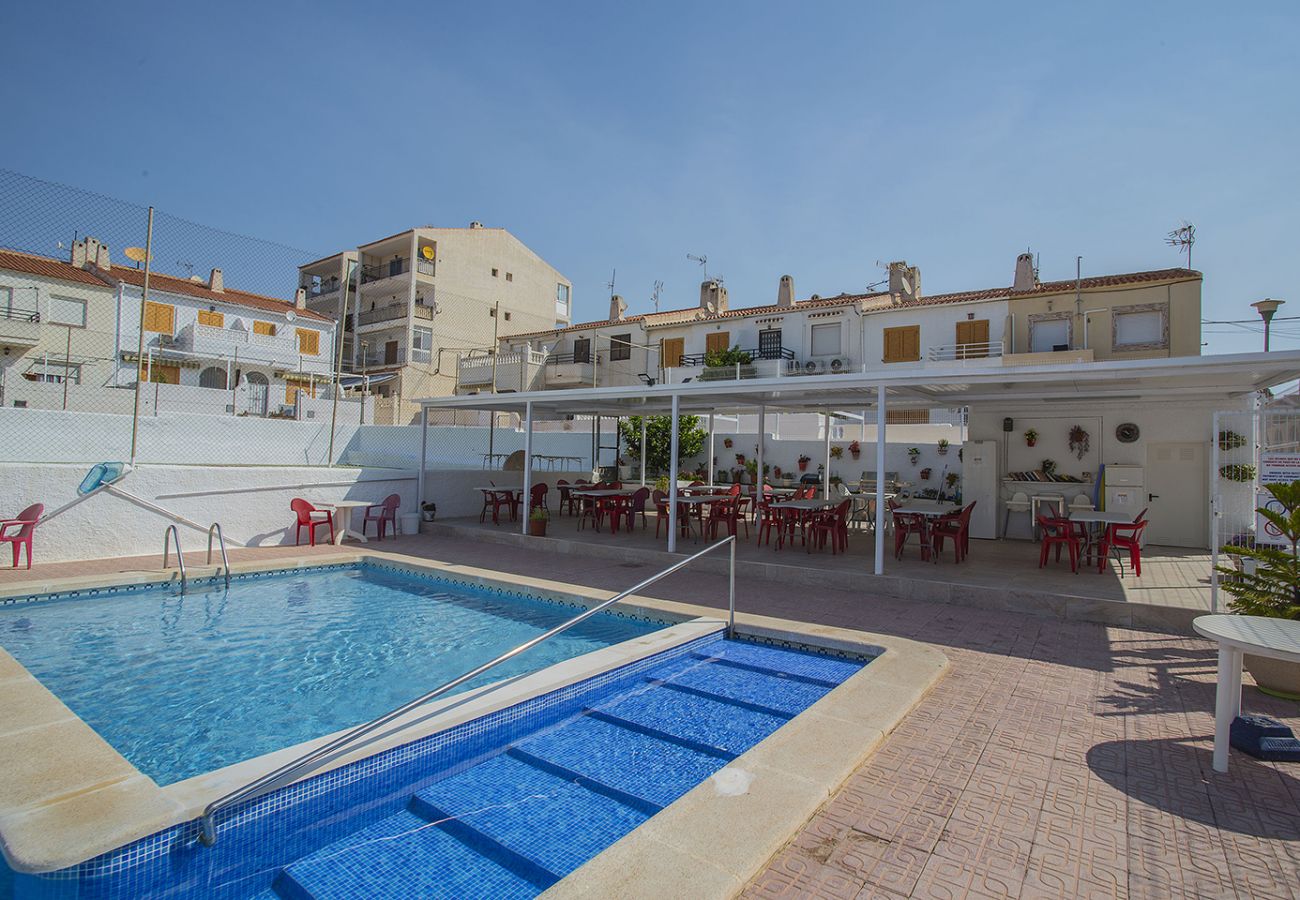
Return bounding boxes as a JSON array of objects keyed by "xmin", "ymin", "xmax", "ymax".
[{"xmin": 1144, "ymin": 443, "xmax": 1208, "ymax": 548}]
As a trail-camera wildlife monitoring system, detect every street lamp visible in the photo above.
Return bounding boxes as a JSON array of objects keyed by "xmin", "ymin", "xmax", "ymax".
[{"xmin": 1251, "ymin": 298, "xmax": 1286, "ymax": 352}]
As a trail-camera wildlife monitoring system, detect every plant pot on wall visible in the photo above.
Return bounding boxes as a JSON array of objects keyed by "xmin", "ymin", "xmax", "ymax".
[
  {"xmin": 528, "ymin": 518, "xmax": 547, "ymax": 537},
  {"xmin": 1245, "ymin": 655, "xmax": 1300, "ymax": 700}
]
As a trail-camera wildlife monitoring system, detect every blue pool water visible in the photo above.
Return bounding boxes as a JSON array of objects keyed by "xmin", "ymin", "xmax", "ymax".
[
  {"xmin": 8, "ymin": 632, "xmax": 868, "ymax": 900},
  {"xmin": 0, "ymin": 565, "xmax": 659, "ymax": 784}
]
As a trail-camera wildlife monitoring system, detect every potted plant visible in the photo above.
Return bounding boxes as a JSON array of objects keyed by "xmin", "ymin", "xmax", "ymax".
[
  {"xmin": 1024, "ymin": 429, "xmax": 1039, "ymax": 448},
  {"xmin": 945, "ymin": 472, "xmax": 959, "ymax": 490},
  {"xmin": 848, "ymin": 440, "xmax": 861, "ymax": 460},
  {"xmin": 919, "ymin": 467, "xmax": 932, "ymax": 481},
  {"xmin": 773, "ymin": 465, "xmax": 782, "ymax": 479},
  {"xmin": 1221, "ymin": 464, "xmax": 1257, "ymax": 482},
  {"xmin": 617, "ymin": 457, "xmax": 636, "ymax": 480},
  {"xmin": 937, "ymin": 439, "xmax": 950, "ymax": 456},
  {"xmin": 1214, "ymin": 480, "xmax": 1300, "ymax": 698},
  {"xmin": 1218, "ymin": 430, "xmax": 1248, "ymax": 451},
  {"xmin": 1068, "ymin": 425, "xmax": 1090, "ymax": 460},
  {"xmin": 745, "ymin": 458, "xmax": 758, "ymax": 483},
  {"xmin": 830, "ymin": 445, "xmax": 844, "ymax": 460},
  {"xmin": 735, "ymin": 453, "xmax": 746, "ymax": 465},
  {"xmin": 1041, "ymin": 458, "xmax": 1057, "ymax": 477},
  {"xmin": 723, "ymin": 437, "xmax": 733, "ymax": 449},
  {"xmin": 907, "ymin": 447, "xmax": 921, "ymax": 465},
  {"xmin": 527, "ymin": 508, "xmax": 549, "ymax": 537},
  {"xmin": 798, "ymin": 454, "xmax": 811, "ymax": 472}
]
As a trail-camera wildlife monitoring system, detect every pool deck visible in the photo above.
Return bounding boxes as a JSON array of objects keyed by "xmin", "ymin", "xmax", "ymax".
[{"xmin": 3, "ymin": 534, "xmax": 1298, "ymax": 898}]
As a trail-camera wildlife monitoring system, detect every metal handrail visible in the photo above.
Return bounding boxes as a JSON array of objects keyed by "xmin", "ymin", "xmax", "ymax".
[
  {"xmin": 207, "ymin": 523, "xmax": 230, "ymax": 588},
  {"xmin": 198, "ymin": 535, "xmax": 737, "ymax": 846},
  {"xmin": 163, "ymin": 525, "xmax": 186, "ymax": 595}
]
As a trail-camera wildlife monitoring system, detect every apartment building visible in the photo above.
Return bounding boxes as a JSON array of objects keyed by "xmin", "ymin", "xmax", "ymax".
[
  {"xmin": 471, "ymin": 255, "xmax": 1202, "ymax": 395},
  {"xmin": 300, "ymin": 223, "xmax": 572, "ymax": 423}
]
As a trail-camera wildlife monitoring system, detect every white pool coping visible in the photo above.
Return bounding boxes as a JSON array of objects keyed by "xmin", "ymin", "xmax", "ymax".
[{"xmin": 0, "ymin": 550, "xmax": 949, "ymax": 890}]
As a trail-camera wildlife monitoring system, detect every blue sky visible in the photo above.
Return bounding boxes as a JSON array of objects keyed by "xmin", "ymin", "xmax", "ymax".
[{"xmin": 3, "ymin": 1, "xmax": 1298, "ymax": 351}]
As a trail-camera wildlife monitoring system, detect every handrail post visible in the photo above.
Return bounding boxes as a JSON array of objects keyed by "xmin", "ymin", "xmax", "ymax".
[
  {"xmin": 163, "ymin": 525, "xmax": 187, "ymax": 595},
  {"xmin": 727, "ymin": 535, "xmax": 736, "ymax": 636},
  {"xmin": 207, "ymin": 523, "xmax": 230, "ymax": 588}
]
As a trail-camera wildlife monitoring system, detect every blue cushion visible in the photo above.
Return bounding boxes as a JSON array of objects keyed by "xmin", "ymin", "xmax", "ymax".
[{"xmin": 1231, "ymin": 714, "xmax": 1299, "ymax": 760}]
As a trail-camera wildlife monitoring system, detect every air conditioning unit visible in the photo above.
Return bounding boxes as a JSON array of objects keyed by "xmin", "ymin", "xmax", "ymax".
[
  {"xmin": 802, "ymin": 359, "xmax": 825, "ymax": 374},
  {"xmin": 827, "ymin": 356, "xmax": 852, "ymax": 373}
]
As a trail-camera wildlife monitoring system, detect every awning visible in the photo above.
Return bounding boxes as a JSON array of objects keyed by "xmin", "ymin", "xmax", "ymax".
[
  {"xmin": 338, "ymin": 373, "xmax": 396, "ymax": 388},
  {"xmin": 417, "ymin": 350, "xmax": 1300, "ymax": 417},
  {"xmin": 119, "ymin": 350, "xmax": 202, "ymax": 369}
]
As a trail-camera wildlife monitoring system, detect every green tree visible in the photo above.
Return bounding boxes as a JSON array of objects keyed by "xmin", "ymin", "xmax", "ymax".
[
  {"xmin": 1215, "ymin": 480, "xmax": 1300, "ymax": 619},
  {"xmin": 618, "ymin": 415, "xmax": 707, "ymax": 475},
  {"xmin": 703, "ymin": 345, "xmax": 752, "ymax": 368}
]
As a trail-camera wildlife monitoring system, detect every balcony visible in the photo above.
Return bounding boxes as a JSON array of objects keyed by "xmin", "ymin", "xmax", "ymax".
[
  {"xmin": 167, "ymin": 323, "xmax": 332, "ymax": 373},
  {"xmin": 355, "ymin": 302, "xmax": 437, "ymax": 329},
  {"xmin": 0, "ymin": 307, "xmax": 41, "ymax": 346},
  {"xmin": 926, "ymin": 341, "xmax": 1005, "ymax": 364},
  {"xmin": 457, "ymin": 350, "xmax": 548, "ymax": 392},
  {"xmin": 542, "ymin": 351, "xmax": 596, "ymax": 386}
]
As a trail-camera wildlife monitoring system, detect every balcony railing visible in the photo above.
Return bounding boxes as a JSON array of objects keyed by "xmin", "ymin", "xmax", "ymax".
[
  {"xmin": 674, "ymin": 346, "xmax": 796, "ymax": 367},
  {"xmin": 0, "ymin": 307, "xmax": 41, "ymax": 345},
  {"xmin": 0, "ymin": 306, "xmax": 40, "ymax": 323},
  {"xmin": 926, "ymin": 340, "xmax": 1005, "ymax": 362},
  {"xmin": 361, "ymin": 260, "xmax": 409, "ymax": 284}
]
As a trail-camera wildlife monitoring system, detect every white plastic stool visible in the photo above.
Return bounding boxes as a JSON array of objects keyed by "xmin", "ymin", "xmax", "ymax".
[{"xmin": 1003, "ymin": 491, "xmax": 1031, "ymax": 538}]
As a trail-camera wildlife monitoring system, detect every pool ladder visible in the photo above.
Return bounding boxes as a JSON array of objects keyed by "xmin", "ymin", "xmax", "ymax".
[
  {"xmin": 197, "ymin": 534, "xmax": 738, "ymax": 846},
  {"xmin": 162, "ymin": 523, "xmax": 230, "ymax": 594}
]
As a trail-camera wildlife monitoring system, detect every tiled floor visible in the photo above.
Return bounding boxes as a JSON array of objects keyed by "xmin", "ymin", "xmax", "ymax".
[{"xmin": 3, "ymin": 534, "xmax": 1297, "ymax": 898}]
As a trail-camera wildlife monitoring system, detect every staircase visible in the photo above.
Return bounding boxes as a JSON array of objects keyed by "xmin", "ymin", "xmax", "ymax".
[{"xmin": 258, "ymin": 638, "xmax": 862, "ymax": 899}]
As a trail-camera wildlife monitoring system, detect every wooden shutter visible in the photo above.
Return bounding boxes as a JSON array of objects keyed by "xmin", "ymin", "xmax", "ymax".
[
  {"xmin": 886, "ymin": 409, "xmax": 931, "ymax": 424},
  {"xmin": 296, "ymin": 328, "xmax": 320, "ymax": 355},
  {"xmin": 955, "ymin": 320, "xmax": 989, "ymax": 358},
  {"xmin": 143, "ymin": 363, "xmax": 180, "ymax": 384},
  {"xmin": 253, "ymin": 320, "xmax": 276, "ymax": 336},
  {"xmin": 882, "ymin": 325, "xmax": 920, "ymax": 363},
  {"xmin": 143, "ymin": 301, "xmax": 174, "ymax": 334},
  {"xmin": 661, "ymin": 337, "xmax": 684, "ymax": 368},
  {"xmin": 197, "ymin": 309, "xmax": 224, "ymax": 328},
  {"xmin": 705, "ymin": 331, "xmax": 730, "ymax": 353}
]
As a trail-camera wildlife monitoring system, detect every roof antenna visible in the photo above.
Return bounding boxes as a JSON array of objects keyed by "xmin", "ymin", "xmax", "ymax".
[
  {"xmin": 605, "ymin": 268, "xmax": 616, "ymax": 299},
  {"xmin": 1165, "ymin": 221, "xmax": 1195, "ymax": 269},
  {"xmin": 178, "ymin": 260, "xmax": 195, "ymax": 279},
  {"xmin": 651, "ymin": 280, "xmax": 663, "ymax": 313},
  {"xmin": 687, "ymin": 252, "xmax": 708, "ymax": 281}
]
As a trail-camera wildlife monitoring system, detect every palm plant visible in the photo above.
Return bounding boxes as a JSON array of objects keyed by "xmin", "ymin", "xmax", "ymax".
[{"xmin": 1215, "ymin": 480, "xmax": 1300, "ymax": 620}]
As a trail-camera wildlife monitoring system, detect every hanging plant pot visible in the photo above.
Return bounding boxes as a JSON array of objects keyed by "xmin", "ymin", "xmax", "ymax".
[
  {"xmin": 1024, "ymin": 429, "xmax": 1039, "ymax": 448},
  {"xmin": 723, "ymin": 438, "xmax": 733, "ymax": 449},
  {"xmin": 919, "ymin": 468, "xmax": 932, "ymax": 481},
  {"xmin": 798, "ymin": 456, "xmax": 811, "ymax": 472},
  {"xmin": 1068, "ymin": 425, "xmax": 1090, "ymax": 460}
]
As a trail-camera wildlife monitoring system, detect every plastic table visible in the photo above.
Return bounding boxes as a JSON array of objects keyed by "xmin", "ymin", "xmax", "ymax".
[
  {"xmin": 319, "ymin": 500, "xmax": 378, "ymax": 545},
  {"xmin": 1192, "ymin": 614, "xmax": 1300, "ymax": 772}
]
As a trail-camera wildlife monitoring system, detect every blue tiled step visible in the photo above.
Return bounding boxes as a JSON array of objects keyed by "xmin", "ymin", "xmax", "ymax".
[
  {"xmin": 687, "ymin": 639, "xmax": 864, "ymax": 685},
  {"xmin": 664, "ymin": 660, "xmax": 836, "ymax": 714},
  {"xmin": 411, "ymin": 753, "xmax": 649, "ymax": 880},
  {"xmin": 646, "ymin": 676, "xmax": 799, "ymax": 719},
  {"xmin": 274, "ymin": 809, "xmax": 538, "ymax": 900},
  {"xmin": 595, "ymin": 682, "xmax": 790, "ymax": 756},
  {"xmin": 512, "ymin": 713, "xmax": 721, "ymax": 808}
]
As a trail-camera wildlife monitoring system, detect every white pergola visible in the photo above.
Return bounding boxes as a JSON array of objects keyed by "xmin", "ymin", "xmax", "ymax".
[{"xmin": 417, "ymin": 351, "xmax": 1300, "ymax": 574}]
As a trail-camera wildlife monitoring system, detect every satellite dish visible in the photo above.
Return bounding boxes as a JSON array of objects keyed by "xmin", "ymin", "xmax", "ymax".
[
  {"xmin": 124, "ymin": 247, "xmax": 152, "ymax": 263},
  {"xmin": 285, "ymin": 310, "xmax": 297, "ymax": 322},
  {"xmin": 705, "ymin": 301, "xmax": 716, "ymax": 314},
  {"xmin": 421, "ymin": 246, "xmax": 435, "ymax": 260}
]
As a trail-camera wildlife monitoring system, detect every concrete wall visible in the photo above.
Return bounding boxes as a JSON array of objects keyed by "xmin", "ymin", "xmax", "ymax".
[{"xmin": 7, "ymin": 464, "xmax": 416, "ymax": 563}]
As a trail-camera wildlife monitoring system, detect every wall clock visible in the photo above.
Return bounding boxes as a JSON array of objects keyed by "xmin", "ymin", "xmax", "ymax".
[{"xmin": 1115, "ymin": 422, "xmax": 1140, "ymax": 443}]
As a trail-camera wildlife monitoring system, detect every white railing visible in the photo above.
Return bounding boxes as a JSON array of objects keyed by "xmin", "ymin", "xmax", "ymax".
[{"xmin": 926, "ymin": 341, "xmax": 1005, "ymax": 363}]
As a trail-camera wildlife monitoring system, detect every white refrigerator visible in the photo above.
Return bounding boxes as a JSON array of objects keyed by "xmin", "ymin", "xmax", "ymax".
[
  {"xmin": 963, "ymin": 440, "xmax": 999, "ymax": 539},
  {"xmin": 1103, "ymin": 465, "xmax": 1145, "ymax": 519}
]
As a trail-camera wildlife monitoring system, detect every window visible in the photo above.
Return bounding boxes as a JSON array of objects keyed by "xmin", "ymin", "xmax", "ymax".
[
  {"xmin": 955, "ymin": 320, "xmax": 989, "ymax": 358},
  {"xmin": 388, "ymin": 258, "xmax": 404, "ymax": 277},
  {"xmin": 1114, "ymin": 306, "xmax": 1168, "ymax": 349},
  {"xmin": 556, "ymin": 283, "xmax": 570, "ymax": 317},
  {"xmin": 142, "ymin": 300, "xmax": 174, "ymax": 334},
  {"xmin": 199, "ymin": 366, "xmax": 227, "ymax": 389},
  {"xmin": 705, "ymin": 331, "xmax": 731, "ymax": 354},
  {"xmin": 609, "ymin": 333, "xmax": 632, "ymax": 361},
  {"xmin": 572, "ymin": 337, "xmax": 591, "ymax": 364},
  {"xmin": 412, "ymin": 326, "xmax": 433, "ymax": 363},
  {"xmin": 811, "ymin": 322, "xmax": 842, "ymax": 357},
  {"xmin": 295, "ymin": 328, "xmax": 321, "ymax": 355},
  {"xmin": 253, "ymin": 320, "xmax": 276, "ymax": 337},
  {"xmin": 48, "ymin": 295, "xmax": 87, "ymax": 328},
  {"xmin": 882, "ymin": 325, "xmax": 920, "ymax": 363},
  {"xmin": 28, "ymin": 362, "xmax": 81, "ymax": 384},
  {"xmin": 491, "ymin": 268, "xmax": 499, "ymax": 277},
  {"xmin": 1029, "ymin": 316, "xmax": 1071, "ymax": 353},
  {"xmin": 0, "ymin": 287, "xmax": 12, "ymax": 314},
  {"xmin": 758, "ymin": 329, "xmax": 783, "ymax": 359},
  {"xmin": 505, "ymin": 272, "xmax": 513, "ymax": 282},
  {"xmin": 197, "ymin": 309, "xmax": 224, "ymax": 328}
]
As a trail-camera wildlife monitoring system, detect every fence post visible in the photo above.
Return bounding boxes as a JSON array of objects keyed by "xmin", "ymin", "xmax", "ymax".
[
  {"xmin": 128, "ymin": 206, "xmax": 155, "ymax": 466},
  {"xmin": 1211, "ymin": 410, "xmax": 1220, "ymax": 612}
]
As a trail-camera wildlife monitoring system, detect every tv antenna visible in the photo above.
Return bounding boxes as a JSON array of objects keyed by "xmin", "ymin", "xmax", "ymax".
[
  {"xmin": 687, "ymin": 252, "xmax": 709, "ymax": 280},
  {"xmin": 605, "ymin": 268, "xmax": 617, "ymax": 299},
  {"xmin": 651, "ymin": 280, "xmax": 664, "ymax": 312},
  {"xmin": 178, "ymin": 260, "xmax": 195, "ymax": 279},
  {"xmin": 1165, "ymin": 221, "xmax": 1195, "ymax": 269}
]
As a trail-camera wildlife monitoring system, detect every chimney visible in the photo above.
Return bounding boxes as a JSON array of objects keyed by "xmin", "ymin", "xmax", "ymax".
[
  {"xmin": 468, "ymin": 221, "xmax": 483, "ymax": 229},
  {"xmin": 295, "ymin": 287, "xmax": 308, "ymax": 309},
  {"xmin": 71, "ymin": 236, "xmax": 108, "ymax": 270},
  {"xmin": 887, "ymin": 261, "xmax": 921, "ymax": 303},
  {"xmin": 93, "ymin": 240, "xmax": 111, "ymax": 271},
  {"xmin": 609, "ymin": 294, "xmax": 627, "ymax": 322},
  {"xmin": 777, "ymin": 274, "xmax": 795, "ymax": 307},
  {"xmin": 70, "ymin": 238, "xmax": 88, "ymax": 269},
  {"xmin": 1013, "ymin": 252, "xmax": 1037, "ymax": 291},
  {"xmin": 699, "ymin": 279, "xmax": 729, "ymax": 313},
  {"xmin": 209, "ymin": 268, "xmax": 224, "ymax": 292}
]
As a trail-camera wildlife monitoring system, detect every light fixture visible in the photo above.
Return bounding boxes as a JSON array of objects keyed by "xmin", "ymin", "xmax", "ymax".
[{"xmin": 1251, "ymin": 298, "xmax": 1285, "ymax": 352}]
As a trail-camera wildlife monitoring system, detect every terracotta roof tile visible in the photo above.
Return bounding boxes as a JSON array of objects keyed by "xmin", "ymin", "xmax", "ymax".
[
  {"xmin": 0, "ymin": 248, "xmax": 114, "ymax": 287},
  {"xmin": 109, "ymin": 266, "xmax": 333, "ymax": 323}
]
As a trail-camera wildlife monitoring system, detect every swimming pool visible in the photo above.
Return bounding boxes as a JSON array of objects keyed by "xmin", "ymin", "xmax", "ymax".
[{"xmin": 0, "ymin": 564, "xmax": 661, "ymax": 784}]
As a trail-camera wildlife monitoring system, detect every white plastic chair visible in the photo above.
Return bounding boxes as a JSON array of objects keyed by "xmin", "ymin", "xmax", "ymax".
[
  {"xmin": 1068, "ymin": 493, "xmax": 1095, "ymax": 512},
  {"xmin": 1003, "ymin": 491, "xmax": 1031, "ymax": 538}
]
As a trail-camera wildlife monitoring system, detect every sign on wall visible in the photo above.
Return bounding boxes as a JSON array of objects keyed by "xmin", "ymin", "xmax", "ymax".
[{"xmin": 1256, "ymin": 453, "xmax": 1300, "ymax": 545}]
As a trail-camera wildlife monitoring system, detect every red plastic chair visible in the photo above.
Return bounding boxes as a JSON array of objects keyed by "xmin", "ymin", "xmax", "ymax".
[
  {"xmin": 556, "ymin": 479, "xmax": 578, "ymax": 517},
  {"xmin": 480, "ymin": 489, "xmax": 513, "ymax": 525},
  {"xmin": 808, "ymin": 499, "xmax": 852, "ymax": 554},
  {"xmin": 932, "ymin": 502, "xmax": 977, "ymax": 563},
  {"xmin": 893, "ymin": 510, "xmax": 930, "ymax": 560},
  {"xmin": 362, "ymin": 494, "xmax": 401, "ymax": 540},
  {"xmin": 1038, "ymin": 514, "xmax": 1085, "ymax": 573},
  {"xmin": 291, "ymin": 499, "xmax": 334, "ymax": 546},
  {"xmin": 529, "ymin": 483, "xmax": 549, "ymax": 516},
  {"xmin": 0, "ymin": 503, "xmax": 43, "ymax": 569},
  {"xmin": 1098, "ymin": 516, "xmax": 1148, "ymax": 576},
  {"xmin": 625, "ymin": 487, "xmax": 650, "ymax": 530},
  {"xmin": 652, "ymin": 489, "xmax": 670, "ymax": 538}
]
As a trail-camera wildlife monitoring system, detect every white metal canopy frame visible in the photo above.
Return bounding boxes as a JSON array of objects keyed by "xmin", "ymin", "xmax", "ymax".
[{"xmin": 413, "ymin": 351, "xmax": 1300, "ymax": 574}]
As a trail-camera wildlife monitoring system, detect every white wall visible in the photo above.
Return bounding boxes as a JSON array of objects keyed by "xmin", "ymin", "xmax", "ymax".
[{"xmin": 6, "ymin": 464, "xmax": 416, "ymax": 563}]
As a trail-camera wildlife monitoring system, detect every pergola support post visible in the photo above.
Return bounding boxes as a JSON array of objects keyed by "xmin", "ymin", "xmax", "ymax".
[
  {"xmin": 756, "ymin": 405, "xmax": 765, "ymax": 493},
  {"xmin": 639, "ymin": 418, "xmax": 647, "ymax": 486},
  {"xmin": 416, "ymin": 406, "xmax": 429, "ymax": 519},
  {"xmin": 521, "ymin": 400, "xmax": 534, "ymax": 536},
  {"xmin": 874, "ymin": 386, "xmax": 887, "ymax": 575},
  {"xmin": 707, "ymin": 413, "xmax": 715, "ymax": 483},
  {"xmin": 668, "ymin": 393, "xmax": 680, "ymax": 553},
  {"xmin": 823, "ymin": 411, "xmax": 832, "ymax": 497}
]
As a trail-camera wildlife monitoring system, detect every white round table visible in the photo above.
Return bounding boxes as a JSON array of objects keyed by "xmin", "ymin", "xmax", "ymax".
[{"xmin": 1192, "ymin": 614, "xmax": 1300, "ymax": 772}]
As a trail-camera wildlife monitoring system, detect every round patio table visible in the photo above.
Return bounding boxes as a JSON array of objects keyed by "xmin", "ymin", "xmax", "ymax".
[{"xmin": 1192, "ymin": 614, "xmax": 1300, "ymax": 772}]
